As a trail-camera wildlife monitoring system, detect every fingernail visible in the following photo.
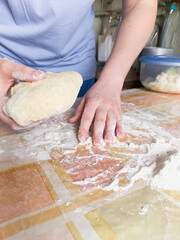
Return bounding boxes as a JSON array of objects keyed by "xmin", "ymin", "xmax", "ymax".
[
  {"xmin": 105, "ymin": 138, "xmax": 113, "ymax": 145},
  {"xmin": 12, "ymin": 125, "xmax": 23, "ymax": 130},
  {"xmin": 94, "ymin": 138, "xmax": 104, "ymax": 146},
  {"xmin": 12, "ymin": 71, "xmax": 24, "ymax": 80},
  {"xmin": 79, "ymin": 135, "xmax": 86, "ymax": 142},
  {"xmin": 32, "ymin": 70, "xmax": 45, "ymax": 79},
  {"xmin": 117, "ymin": 131, "xmax": 125, "ymax": 138},
  {"xmin": 69, "ymin": 117, "xmax": 75, "ymax": 122}
]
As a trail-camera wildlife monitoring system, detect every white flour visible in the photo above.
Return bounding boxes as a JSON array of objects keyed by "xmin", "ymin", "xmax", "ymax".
[
  {"xmin": 150, "ymin": 152, "xmax": 180, "ymax": 191},
  {"xmin": 13, "ymin": 105, "xmax": 180, "ymax": 193},
  {"xmin": 78, "ymin": 112, "xmax": 180, "ymax": 192},
  {"xmin": 100, "ymin": 131, "xmax": 179, "ymax": 192},
  {"xmin": 21, "ymin": 115, "xmax": 79, "ymax": 158},
  {"xmin": 138, "ymin": 204, "xmax": 150, "ymax": 215}
]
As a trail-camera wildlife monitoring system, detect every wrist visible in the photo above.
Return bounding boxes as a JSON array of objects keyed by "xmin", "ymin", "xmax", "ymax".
[{"xmin": 97, "ymin": 70, "xmax": 124, "ymax": 92}]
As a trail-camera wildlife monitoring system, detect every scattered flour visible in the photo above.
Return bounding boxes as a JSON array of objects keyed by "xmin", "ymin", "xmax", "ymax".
[
  {"xmin": 75, "ymin": 113, "xmax": 180, "ymax": 193},
  {"xmin": 65, "ymin": 201, "xmax": 71, "ymax": 207},
  {"xmin": 14, "ymin": 106, "xmax": 180, "ymax": 193},
  {"xmin": 22, "ymin": 120, "xmax": 79, "ymax": 157},
  {"xmin": 150, "ymin": 152, "xmax": 180, "ymax": 192},
  {"xmin": 138, "ymin": 204, "xmax": 150, "ymax": 215}
]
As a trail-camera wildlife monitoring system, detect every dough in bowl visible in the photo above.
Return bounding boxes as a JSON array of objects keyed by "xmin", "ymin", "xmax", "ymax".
[{"xmin": 3, "ymin": 71, "xmax": 83, "ymax": 126}]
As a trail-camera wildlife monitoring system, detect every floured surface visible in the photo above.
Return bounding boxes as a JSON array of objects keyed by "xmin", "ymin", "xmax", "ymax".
[
  {"xmin": 0, "ymin": 88, "xmax": 180, "ymax": 240},
  {"xmin": 98, "ymin": 187, "xmax": 180, "ymax": 240}
]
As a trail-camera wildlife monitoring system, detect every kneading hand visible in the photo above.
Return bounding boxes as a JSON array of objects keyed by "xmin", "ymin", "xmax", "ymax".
[
  {"xmin": 0, "ymin": 58, "xmax": 45, "ymax": 129},
  {"xmin": 69, "ymin": 80, "xmax": 124, "ymax": 146}
]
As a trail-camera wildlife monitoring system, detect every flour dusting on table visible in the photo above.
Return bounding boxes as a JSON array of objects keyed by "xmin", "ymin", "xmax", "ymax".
[{"xmin": 16, "ymin": 105, "xmax": 180, "ymax": 193}]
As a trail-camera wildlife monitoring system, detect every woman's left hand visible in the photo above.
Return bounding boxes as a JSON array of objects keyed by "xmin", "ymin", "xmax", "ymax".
[{"xmin": 69, "ymin": 80, "xmax": 124, "ymax": 146}]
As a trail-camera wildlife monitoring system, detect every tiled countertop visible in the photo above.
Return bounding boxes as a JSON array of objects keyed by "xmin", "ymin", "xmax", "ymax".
[{"xmin": 0, "ymin": 88, "xmax": 180, "ymax": 240}]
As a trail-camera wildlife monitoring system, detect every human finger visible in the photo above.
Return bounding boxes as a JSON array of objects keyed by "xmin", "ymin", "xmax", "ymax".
[
  {"xmin": 0, "ymin": 110, "xmax": 24, "ymax": 130},
  {"xmin": 78, "ymin": 100, "xmax": 97, "ymax": 142},
  {"xmin": 92, "ymin": 108, "xmax": 107, "ymax": 146},
  {"xmin": 1, "ymin": 110, "xmax": 44, "ymax": 130},
  {"xmin": 116, "ymin": 119, "xmax": 124, "ymax": 138},
  {"xmin": 69, "ymin": 97, "xmax": 85, "ymax": 123},
  {"xmin": 12, "ymin": 69, "xmax": 45, "ymax": 81},
  {"xmin": 104, "ymin": 111, "xmax": 116, "ymax": 145},
  {"xmin": 2, "ymin": 58, "xmax": 45, "ymax": 81}
]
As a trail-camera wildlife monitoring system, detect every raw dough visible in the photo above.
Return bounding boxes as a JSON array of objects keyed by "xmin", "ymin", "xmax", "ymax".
[
  {"xmin": 3, "ymin": 71, "xmax": 83, "ymax": 126},
  {"xmin": 143, "ymin": 68, "xmax": 180, "ymax": 94}
]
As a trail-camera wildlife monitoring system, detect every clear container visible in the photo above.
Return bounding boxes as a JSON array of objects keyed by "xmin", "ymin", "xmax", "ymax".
[{"xmin": 139, "ymin": 55, "xmax": 180, "ymax": 94}]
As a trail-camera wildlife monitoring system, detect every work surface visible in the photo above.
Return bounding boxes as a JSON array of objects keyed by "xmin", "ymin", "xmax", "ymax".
[{"xmin": 0, "ymin": 88, "xmax": 180, "ymax": 240}]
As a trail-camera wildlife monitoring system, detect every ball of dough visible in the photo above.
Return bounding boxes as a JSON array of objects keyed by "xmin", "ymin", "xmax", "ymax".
[
  {"xmin": 142, "ymin": 68, "xmax": 180, "ymax": 94},
  {"xmin": 3, "ymin": 71, "xmax": 83, "ymax": 126}
]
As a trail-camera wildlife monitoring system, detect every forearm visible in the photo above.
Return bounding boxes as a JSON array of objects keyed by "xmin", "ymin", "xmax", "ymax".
[{"xmin": 98, "ymin": 0, "xmax": 158, "ymax": 91}]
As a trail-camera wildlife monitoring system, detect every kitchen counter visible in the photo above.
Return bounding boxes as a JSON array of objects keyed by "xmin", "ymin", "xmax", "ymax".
[{"xmin": 0, "ymin": 88, "xmax": 180, "ymax": 240}]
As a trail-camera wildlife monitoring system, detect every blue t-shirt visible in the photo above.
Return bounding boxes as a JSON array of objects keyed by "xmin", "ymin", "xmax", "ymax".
[{"xmin": 0, "ymin": 0, "xmax": 96, "ymax": 80}]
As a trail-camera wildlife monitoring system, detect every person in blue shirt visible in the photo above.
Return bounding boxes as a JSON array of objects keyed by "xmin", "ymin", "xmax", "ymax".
[{"xmin": 0, "ymin": 0, "xmax": 158, "ymax": 145}]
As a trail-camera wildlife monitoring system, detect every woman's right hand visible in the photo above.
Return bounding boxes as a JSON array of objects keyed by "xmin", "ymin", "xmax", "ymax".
[{"xmin": 0, "ymin": 58, "xmax": 45, "ymax": 129}]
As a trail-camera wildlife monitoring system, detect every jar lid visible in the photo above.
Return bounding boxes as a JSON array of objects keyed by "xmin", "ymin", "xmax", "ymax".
[{"xmin": 139, "ymin": 55, "xmax": 180, "ymax": 66}]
